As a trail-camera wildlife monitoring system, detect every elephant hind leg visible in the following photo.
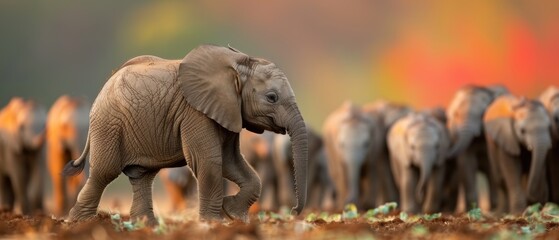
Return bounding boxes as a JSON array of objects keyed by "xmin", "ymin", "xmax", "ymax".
[
  {"xmin": 127, "ymin": 166, "xmax": 158, "ymax": 225},
  {"xmin": 68, "ymin": 133, "xmax": 121, "ymax": 222}
]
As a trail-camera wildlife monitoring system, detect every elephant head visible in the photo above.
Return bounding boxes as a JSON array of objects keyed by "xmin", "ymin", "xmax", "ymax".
[
  {"xmin": 540, "ymin": 86, "xmax": 559, "ymax": 140},
  {"xmin": 0, "ymin": 98, "xmax": 46, "ymax": 153},
  {"xmin": 484, "ymin": 95, "xmax": 552, "ymax": 201},
  {"xmin": 325, "ymin": 101, "xmax": 383, "ymax": 206},
  {"xmin": 391, "ymin": 113, "xmax": 449, "ymax": 203},
  {"xmin": 446, "ymin": 85, "xmax": 509, "ymax": 157},
  {"xmin": 177, "ymin": 45, "xmax": 308, "ymax": 214}
]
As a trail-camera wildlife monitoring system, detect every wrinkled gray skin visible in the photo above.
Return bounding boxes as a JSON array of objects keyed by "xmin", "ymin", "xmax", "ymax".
[
  {"xmin": 273, "ymin": 126, "xmax": 334, "ymax": 210},
  {"xmin": 446, "ymin": 85, "xmax": 508, "ymax": 211},
  {"xmin": 63, "ymin": 45, "xmax": 308, "ymax": 225},
  {"xmin": 388, "ymin": 112, "xmax": 450, "ymax": 213},
  {"xmin": 484, "ymin": 95, "xmax": 552, "ymax": 213},
  {"xmin": 539, "ymin": 86, "xmax": 559, "ymax": 204},
  {"xmin": 323, "ymin": 102, "xmax": 383, "ymax": 210},
  {"xmin": 0, "ymin": 98, "xmax": 46, "ymax": 215},
  {"xmin": 46, "ymin": 95, "xmax": 90, "ymax": 216},
  {"xmin": 363, "ymin": 100, "xmax": 411, "ymax": 205}
]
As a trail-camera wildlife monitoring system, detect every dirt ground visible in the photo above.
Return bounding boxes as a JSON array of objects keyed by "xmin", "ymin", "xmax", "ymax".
[{"xmin": 3, "ymin": 206, "xmax": 559, "ymax": 240}]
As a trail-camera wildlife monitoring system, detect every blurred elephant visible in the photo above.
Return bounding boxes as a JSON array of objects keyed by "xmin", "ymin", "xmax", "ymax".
[
  {"xmin": 323, "ymin": 101, "xmax": 384, "ymax": 210},
  {"xmin": 0, "ymin": 98, "xmax": 46, "ymax": 214},
  {"xmin": 539, "ymin": 86, "xmax": 559, "ymax": 203},
  {"xmin": 388, "ymin": 112, "xmax": 450, "ymax": 213},
  {"xmin": 273, "ymin": 126, "xmax": 334, "ymax": 210},
  {"xmin": 446, "ymin": 85, "xmax": 508, "ymax": 211},
  {"xmin": 63, "ymin": 45, "xmax": 309, "ymax": 224},
  {"xmin": 421, "ymin": 106, "xmax": 461, "ymax": 212},
  {"xmin": 484, "ymin": 94, "xmax": 552, "ymax": 213},
  {"xmin": 159, "ymin": 166, "xmax": 198, "ymax": 211},
  {"xmin": 46, "ymin": 95, "xmax": 90, "ymax": 216},
  {"xmin": 363, "ymin": 100, "xmax": 411, "ymax": 205}
]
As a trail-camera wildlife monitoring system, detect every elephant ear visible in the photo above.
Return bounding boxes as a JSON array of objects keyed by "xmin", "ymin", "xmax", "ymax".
[
  {"xmin": 484, "ymin": 95, "xmax": 521, "ymax": 155},
  {"xmin": 177, "ymin": 45, "xmax": 250, "ymax": 133}
]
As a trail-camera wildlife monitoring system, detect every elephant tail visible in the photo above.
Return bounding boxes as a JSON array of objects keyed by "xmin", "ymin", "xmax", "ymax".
[{"xmin": 62, "ymin": 131, "xmax": 90, "ymax": 176}]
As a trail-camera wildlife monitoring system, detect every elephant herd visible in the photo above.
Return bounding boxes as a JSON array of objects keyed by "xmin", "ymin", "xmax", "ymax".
[
  {"xmin": 161, "ymin": 84, "xmax": 559, "ymax": 216},
  {"xmin": 1, "ymin": 45, "xmax": 558, "ymax": 225},
  {"xmin": 0, "ymin": 96, "xmax": 89, "ymax": 216}
]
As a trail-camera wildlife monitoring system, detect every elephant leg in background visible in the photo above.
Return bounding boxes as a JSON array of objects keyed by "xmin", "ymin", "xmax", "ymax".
[
  {"xmin": 547, "ymin": 149, "xmax": 559, "ymax": 203},
  {"xmin": 27, "ymin": 160, "xmax": 43, "ymax": 212},
  {"xmin": 486, "ymin": 139, "xmax": 509, "ymax": 213},
  {"xmin": 0, "ymin": 175, "xmax": 15, "ymax": 211},
  {"xmin": 221, "ymin": 135, "xmax": 261, "ymax": 222},
  {"xmin": 423, "ymin": 166, "xmax": 445, "ymax": 213},
  {"xmin": 7, "ymin": 156, "xmax": 31, "ymax": 214},
  {"xmin": 360, "ymin": 161, "xmax": 378, "ymax": 210},
  {"xmin": 439, "ymin": 159, "xmax": 459, "ymax": 213},
  {"xmin": 477, "ymin": 149, "xmax": 499, "ymax": 211},
  {"xmin": 401, "ymin": 166, "xmax": 420, "ymax": 213},
  {"xmin": 331, "ymin": 164, "xmax": 348, "ymax": 211},
  {"xmin": 257, "ymin": 164, "xmax": 278, "ymax": 211},
  {"xmin": 128, "ymin": 170, "xmax": 159, "ymax": 224},
  {"xmin": 162, "ymin": 177, "xmax": 188, "ymax": 211},
  {"xmin": 457, "ymin": 150, "xmax": 478, "ymax": 210},
  {"xmin": 48, "ymin": 146, "xmax": 66, "ymax": 216},
  {"xmin": 494, "ymin": 145, "xmax": 526, "ymax": 213},
  {"xmin": 377, "ymin": 153, "xmax": 399, "ymax": 204}
]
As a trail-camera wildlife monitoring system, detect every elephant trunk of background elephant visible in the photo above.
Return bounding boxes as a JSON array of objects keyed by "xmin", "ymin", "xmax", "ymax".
[
  {"xmin": 286, "ymin": 103, "xmax": 308, "ymax": 215},
  {"xmin": 346, "ymin": 160, "xmax": 361, "ymax": 205},
  {"xmin": 415, "ymin": 150, "xmax": 435, "ymax": 203},
  {"xmin": 526, "ymin": 134, "xmax": 551, "ymax": 202},
  {"xmin": 448, "ymin": 121, "xmax": 478, "ymax": 158}
]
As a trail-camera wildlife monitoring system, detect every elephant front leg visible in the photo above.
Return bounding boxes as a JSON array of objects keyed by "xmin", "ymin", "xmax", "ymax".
[
  {"xmin": 495, "ymin": 148, "xmax": 526, "ymax": 213},
  {"xmin": 457, "ymin": 151, "xmax": 478, "ymax": 210},
  {"xmin": 222, "ymin": 138, "xmax": 261, "ymax": 222},
  {"xmin": 401, "ymin": 167, "xmax": 420, "ymax": 213},
  {"xmin": 128, "ymin": 170, "xmax": 159, "ymax": 225}
]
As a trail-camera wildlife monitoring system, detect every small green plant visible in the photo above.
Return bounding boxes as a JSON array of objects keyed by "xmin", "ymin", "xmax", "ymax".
[
  {"xmin": 364, "ymin": 202, "xmax": 398, "ymax": 218},
  {"xmin": 423, "ymin": 212, "xmax": 441, "ymax": 221},
  {"xmin": 343, "ymin": 203, "xmax": 359, "ymax": 220},
  {"xmin": 467, "ymin": 206, "xmax": 483, "ymax": 221},
  {"xmin": 153, "ymin": 217, "xmax": 168, "ymax": 235},
  {"xmin": 399, "ymin": 212, "xmax": 408, "ymax": 221},
  {"xmin": 304, "ymin": 212, "xmax": 317, "ymax": 222},
  {"xmin": 411, "ymin": 224, "xmax": 428, "ymax": 237}
]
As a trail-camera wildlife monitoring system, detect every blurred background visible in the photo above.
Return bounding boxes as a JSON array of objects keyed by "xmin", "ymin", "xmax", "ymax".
[
  {"xmin": 1, "ymin": 0, "xmax": 558, "ymax": 214},
  {"xmin": 2, "ymin": 0, "xmax": 558, "ymax": 129}
]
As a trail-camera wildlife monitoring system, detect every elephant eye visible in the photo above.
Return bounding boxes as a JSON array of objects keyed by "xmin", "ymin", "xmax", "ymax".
[
  {"xmin": 520, "ymin": 128, "xmax": 526, "ymax": 135},
  {"xmin": 265, "ymin": 92, "xmax": 278, "ymax": 103}
]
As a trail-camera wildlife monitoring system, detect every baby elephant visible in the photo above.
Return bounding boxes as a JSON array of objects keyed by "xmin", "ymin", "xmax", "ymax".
[
  {"xmin": 388, "ymin": 112, "xmax": 450, "ymax": 213},
  {"xmin": 63, "ymin": 45, "xmax": 308, "ymax": 224}
]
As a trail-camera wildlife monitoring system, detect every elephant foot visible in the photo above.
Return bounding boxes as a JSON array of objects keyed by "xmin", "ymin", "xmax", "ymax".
[
  {"xmin": 67, "ymin": 205, "xmax": 98, "ymax": 222},
  {"xmin": 222, "ymin": 196, "xmax": 249, "ymax": 223},
  {"xmin": 130, "ymin": 212, "xmax": 157, "ymax": 226}
]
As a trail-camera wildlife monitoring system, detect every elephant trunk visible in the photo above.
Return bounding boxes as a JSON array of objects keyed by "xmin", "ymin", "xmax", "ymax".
[
  {"xmin": 526, "ymin": 134, "xmax": 551, "ymax": 202},
  {"xmin": 416, "ymin": 150, "xmax": 435, "ymax": 203},
  {"xmin": 447, "ymin": 121, "xmax": 478, "ymax": 158},
  {"xmin": 346, "ymin": 161, "xmax": 361, "ymax": 205},
  {"xmin": 286, "ymin": 104, "xmax": 308, "ymax": 215}
]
